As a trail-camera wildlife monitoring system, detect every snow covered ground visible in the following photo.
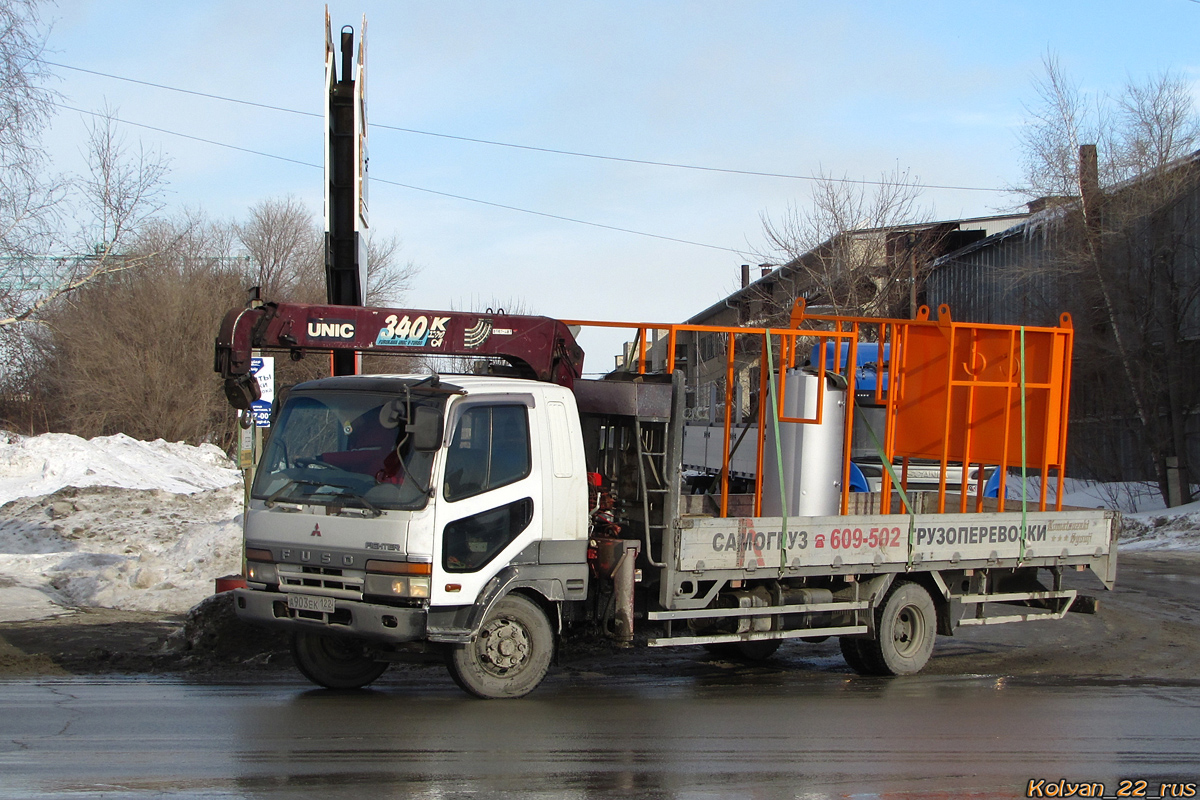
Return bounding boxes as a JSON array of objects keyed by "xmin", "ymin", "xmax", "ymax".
[
  {"xmin": 1000, "ymin": 476, "xmax": 1200, "ymax": 552},
  {"xmin": 0, "ymin": 432, "xmax": 242, "ymax": 622},
  {"xmin": 0, "ymin": 431, "xmax": 1195, "ymax": 623}
]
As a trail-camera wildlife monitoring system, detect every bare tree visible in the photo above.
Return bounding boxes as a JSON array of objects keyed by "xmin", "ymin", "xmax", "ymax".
[
  {"xmin": 234, "ymin": 199, "xmax": 421, "ymax": 307},
  {"xmin": 35, "ymin": 212, "xmax": 247, "ymax": 445},
  {"xmin": 1017, "ymin": 53, "xmax": 1199, "ymax": 197},
  {"xmin": 1016, "ymin": 55, "xmax": 1200, "ymax": 504},
  {"xmin": 35, "ymin": 199, "xmax": 411, "ymax": 447},
  {"xmin": 0, "ymin": 0, "xmax": 61, "ymax": 326},
  {"xmin": 0, "ymin": 104, "xmax": 169, "ymax": 329},
  {"xmin": 235, "ymin": 196, "xmax": 323, "ymax": 301},
  {"xmin": 758, "ymin": 166, "xmax": 929, "ymax": 318},
  {"xmin": 77, "ymin": 106, "xmax": 169, "ymax": 252},
  {"xmin": 1018, "ymin": 53, "xmax": 1107, "ymax": 198},
  {"xmin": 364, "ymin": 232, "xmax": 420, "ymax": 306},
  {"xmin": 1115, "ymin": 70, "xmax": 1200, "ymax": 180},
  {"xmin": 0, "ymin": 102, "xmax": 170, "ymax": 431},
  {"xmin": 0, "ymin": 8, "xmax": 168, "ymax": 329}
]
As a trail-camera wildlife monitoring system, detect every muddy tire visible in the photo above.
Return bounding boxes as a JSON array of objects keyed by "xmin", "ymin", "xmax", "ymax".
[
  {"xmin": 291, "ymin": 631, "xmax": 389, "ymax": 689},
  {"xmin": 839, "ymin": 636, "xmax": 883, "ymax": 675},
  {"xmin": 446, "ymin": 594, "xmax": 553, "ymax": 699},
  {"xmin": 862, "ymin": 582, "xmax": 937, "ymax": 676}
]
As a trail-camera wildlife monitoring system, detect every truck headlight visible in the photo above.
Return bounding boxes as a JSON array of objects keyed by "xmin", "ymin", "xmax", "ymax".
[
  {"xmin": 245, "ymin": 549, "xmax": 278, "ymax": 585},
  {"xmin": 245, "ymin": 562, "xmax": 277, "ymax": 584},
  {"xmin": 365, "ymin": 560, "xmax": 432, "ymax": 599}
]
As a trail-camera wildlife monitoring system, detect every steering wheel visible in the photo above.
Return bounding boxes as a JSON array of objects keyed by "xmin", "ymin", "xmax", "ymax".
[{"xmin": 294, "ymin": 457, "xmax": 334, "ymax": 470}]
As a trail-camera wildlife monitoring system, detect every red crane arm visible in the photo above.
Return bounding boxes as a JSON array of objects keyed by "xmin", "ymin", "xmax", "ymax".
[{"xmin": 214, "ymin": 301, "xmax": 585, "ymax": 409}]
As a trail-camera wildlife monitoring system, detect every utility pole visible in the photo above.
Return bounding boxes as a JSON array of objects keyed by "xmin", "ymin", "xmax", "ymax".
[{"xmin": 324, "ymin": 11, "xmax": 369, "ymax": 376}]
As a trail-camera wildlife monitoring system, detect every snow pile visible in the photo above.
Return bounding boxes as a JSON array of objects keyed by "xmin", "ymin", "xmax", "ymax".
[
  {"xmin": 1121, "ymin": 500, "xmax": 1200, "ymax": 552},
  {"xmin": 0, "ymin": 432, "xmax": 243, "ymax": 622},
  {"xmin": 995, "ymin": 476, "xmax": 1169, "ymax": 513},
  {"xmin": 0, "ymin": 431, "xmax": 239, "ymax": 505},
  {"xmin": 993, "ymin": 476, "xmax": 1200, "ymax": 551}
]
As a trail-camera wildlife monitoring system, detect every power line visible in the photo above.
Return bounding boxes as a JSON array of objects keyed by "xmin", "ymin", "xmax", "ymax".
[
  {"xmin": 47, "ymin": 59, "xmax": 1008, "ymax": 194},
  {"xmin": 48, "ymin": 62, "xmax": 317, "ymax": 119},
  {"xmin": 53, "ymin": 103, "xmax": 320, "ymax": 170},
  {"xmin": 368, "ymin": 176, "xmax": 743, "ymax": 252},
  {"xmin": 53, "ymin": 103, "xmax": 748, "ymax": 255}
]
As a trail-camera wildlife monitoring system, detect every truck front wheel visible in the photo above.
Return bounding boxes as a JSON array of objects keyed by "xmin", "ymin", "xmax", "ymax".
[
  {"xmin": 291, "ymin": 631, "xmax": 389, "ymax": 689},
  {"xmin": 861, "ymin": 581, "xmax": 936, "ymax": 675},
  {"xmin": 839, "ymin": 635, "xmax": 884, "ymax": 675},
  {"xmin": 446, "ymin": 594, "xmax": 554, "ymax": 699}
]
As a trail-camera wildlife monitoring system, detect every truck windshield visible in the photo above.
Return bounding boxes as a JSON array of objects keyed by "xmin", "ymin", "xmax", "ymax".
[{"xmin": 253, "ymin": 390, "xmax": 443, "ymax": 512}]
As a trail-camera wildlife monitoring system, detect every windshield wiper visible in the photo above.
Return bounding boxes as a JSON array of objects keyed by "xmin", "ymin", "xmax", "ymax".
[
  {"xmin": 265, "ymin": 478, "xmax": 327, "ymax": 507},
  {"xmin": 327, "ymin": 487, "xmax": 383, "ymax": 518},
  {"xmin": 265, "ymin": 478, "xmax": 382, "ymax": 517}
]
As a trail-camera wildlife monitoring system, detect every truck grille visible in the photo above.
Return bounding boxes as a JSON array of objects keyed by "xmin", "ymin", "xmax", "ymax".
[{"xmin": 276, "ymin": 564, "xmax": 364, "ymax": 599}]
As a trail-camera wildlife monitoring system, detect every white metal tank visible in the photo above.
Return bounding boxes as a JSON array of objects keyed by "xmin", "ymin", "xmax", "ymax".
[{"xmin": 760, "ymin": 369, "xmax": 847, "ymax": 517}]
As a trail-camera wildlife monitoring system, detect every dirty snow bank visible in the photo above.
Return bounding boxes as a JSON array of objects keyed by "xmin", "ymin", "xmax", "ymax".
[
  {"xmin": 1121, "ymin": 499, "xmax": 1200, "ymax": 552},
  {"xmin": 0, "ymin": 432, "xmax": 242, "ymax": 621},
  {"xmin": 1000, "ymin": 476, "xmax": 1200, "ymax": 551},
  {"xmin": 0, "ymin": 431, "xmax": 239, "ymax": 505}
]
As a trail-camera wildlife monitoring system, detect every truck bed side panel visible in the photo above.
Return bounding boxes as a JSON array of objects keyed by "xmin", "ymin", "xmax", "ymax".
[{"xmin": 677, "ymin": 509, "xmax": 1114, "ymax": 572}]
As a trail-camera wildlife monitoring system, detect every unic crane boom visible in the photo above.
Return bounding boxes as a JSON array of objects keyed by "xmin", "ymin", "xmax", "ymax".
[{"xmin": 213, "ymin": 300, "xmax": 585, "ymax": 409}]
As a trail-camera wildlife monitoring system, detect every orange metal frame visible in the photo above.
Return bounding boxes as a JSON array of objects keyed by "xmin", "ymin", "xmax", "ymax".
[{"xmin": 562, "ymin": 300, "xmax": 1074, "ymax": 519}]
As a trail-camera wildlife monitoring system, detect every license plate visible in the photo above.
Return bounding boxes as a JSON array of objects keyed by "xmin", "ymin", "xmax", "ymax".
[{"xmin": 287, "ymin": 593, "xmax": 336, "ymax": 614}]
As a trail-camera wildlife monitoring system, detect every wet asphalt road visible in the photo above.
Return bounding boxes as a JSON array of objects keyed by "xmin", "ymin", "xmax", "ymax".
[{"xmin": 2, "ymin": 672, "xmax": 1199, "ymax": 799}]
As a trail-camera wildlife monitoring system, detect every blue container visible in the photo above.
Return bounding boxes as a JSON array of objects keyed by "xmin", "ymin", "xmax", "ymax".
[{"xmin": 809, "ymin": 342, "xmax": 890, "ymax": 392}]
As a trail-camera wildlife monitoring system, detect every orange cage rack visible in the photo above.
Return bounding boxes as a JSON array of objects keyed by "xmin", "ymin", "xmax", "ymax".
[{"xmin": 563, "ymin": 299, "xmax": 1074, "ymax": 519}]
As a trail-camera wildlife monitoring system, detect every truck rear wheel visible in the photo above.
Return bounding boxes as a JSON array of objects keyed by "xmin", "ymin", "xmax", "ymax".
[
  {"xmin": 446, "ymin": 594, "xmax": 553, "ymax": 699},
  {"xmin": 862, "ymin": 582, "xmax": 936, "ymax": 676},
  {"xmin": 291, "ymin": 631, "xmax": 389, "ymax": 689}
]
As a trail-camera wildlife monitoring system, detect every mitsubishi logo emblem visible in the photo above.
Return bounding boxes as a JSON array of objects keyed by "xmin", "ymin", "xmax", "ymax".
[{"xmin": 311, "ymin": 523, "xmax": 322, "ymax": 537}]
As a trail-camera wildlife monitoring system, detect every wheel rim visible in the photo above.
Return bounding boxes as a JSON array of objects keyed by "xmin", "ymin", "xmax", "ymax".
[
  {"xmin": 892, "ymin": 603, "xmax": 927, "ymax": 658},
  {"xmin": 475, "ymin": 615, "xmax": 531, "ymax": 676},
  {"xmin": 321, "ymin": 637, "xmax": 366, "ymax": 664}
]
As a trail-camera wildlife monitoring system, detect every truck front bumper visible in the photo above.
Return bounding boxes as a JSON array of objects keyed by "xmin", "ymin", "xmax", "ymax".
[{"xmin": 233, "ymin": 587, "xmax": 427, "ymax": 644}]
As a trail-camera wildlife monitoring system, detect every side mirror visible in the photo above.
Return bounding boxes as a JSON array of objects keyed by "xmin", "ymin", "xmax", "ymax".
[
  {"xmin": 379, "ymin": 398, "xmax": 405, "ymax": 429},
  {"xmin": 409, "ymin": 406, "xmax": 444, "ymax": 452}
]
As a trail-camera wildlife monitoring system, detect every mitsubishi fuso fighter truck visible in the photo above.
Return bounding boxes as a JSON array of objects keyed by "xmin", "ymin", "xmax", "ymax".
[{"xmin": 215, "ymin": 297, "xmax": 1118, "ymax": 698}]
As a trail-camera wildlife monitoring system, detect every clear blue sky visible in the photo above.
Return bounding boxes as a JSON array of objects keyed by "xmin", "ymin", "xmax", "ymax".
[{"xmin": 38, "ymin": 1, "xmax": 1200, "ymax": 369}]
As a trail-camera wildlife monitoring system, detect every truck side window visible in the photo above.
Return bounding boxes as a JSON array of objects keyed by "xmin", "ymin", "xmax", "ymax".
[
  {"xmin": 442, "ymin": 497, "xmax": 534, "ymax": 572},
  {"xmin": 443, "ymin": 404, "xmax": 531, "ymax": 501}
]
